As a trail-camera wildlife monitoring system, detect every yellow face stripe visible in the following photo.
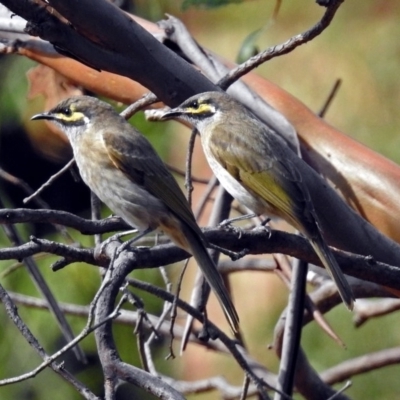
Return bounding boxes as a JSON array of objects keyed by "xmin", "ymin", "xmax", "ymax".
[
  {"xmin": 186, "ymin": 103, "xmax": 215, "ymax": 115},
  {"xmin": 54, "ymin": 111, "xmax": 86, "ymax": 122}
]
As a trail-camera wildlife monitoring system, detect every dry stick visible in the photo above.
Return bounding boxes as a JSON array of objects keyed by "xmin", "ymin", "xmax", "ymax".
[
  {"xmin": 318, "ymin": 79, "xmax": 342, "ymax": 118},
  {"xmin": 0, "ymin": 196, "xmax": 87, "ymax": 363},
  {"xmin": 90, "ymin": 191, "xmax": 102, "ymax": 248},
  {"xmin": 0, "ymin": 167, "xmax": 73, "ymax": 240},
  {"xmin": 156, "ymin": 262, "xmax": 178, "ymax": 359},
  {"xmin": 194, "ymin": 175, "xmax": 219, "ymax": 218},
  {"xmin": 119, "ymin": 91, "xmax": 158, "ymax": 120},
  {"xmin": 274, "ymin": 258, "xmax": 307, "ymax": 400},
  {"xmin": 0, "ymin": 208, "xmax": 128, "ymax": 236},
  {"xmin": 185, "ymin": 127, "xmax": 198, "ymax": 206},
  {"xmin": 0, "ymin": 283, "xmax": 100, "ymax": 400},
  {"xmin": 168, "ymin": 258, "xmax": 189, "ymax": 358},
  {"xmin": 218, "ymin": 0, "xmax": 346, "ymax": 90},
  {"xmin": 23, "ymin": 158, "xmax": 75, "ymax": 204},
  {"xmin": 353, "ymin": 298, "xmax": 400, "ymax": 328},
  {"xmin": 275, "ymin": 254, "xmax": 345, "ymax": 347},
  {"xmin": 327, "ymin": 382, "xmax": 352, "ymax": 400},
  {"xmin": 239, "ymin": 375, "xmax": 251, "ymax": 400},
  {"xmin": 0, "ymin": 297, "xmax": 122, "ymax": 386},
  {"xmin": 162, "ymin": 375, "xmax": 258, "ymax": 399},
  {"xmin": 321, "ymin": 347, "xmax": 400, "ymax": 385},
  {"xmin": 0, "ymin": 167, "xmax": 50, "ymax": 209},
  {"xmin": 144, "ymin": 302, "xmax": 173, "ymax": 371}
]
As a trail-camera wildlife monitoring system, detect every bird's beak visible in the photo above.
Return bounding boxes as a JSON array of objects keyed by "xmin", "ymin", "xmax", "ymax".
[
  {"xmin": 31, "ymin": 112, "xmax": 54, "ymax": 121},
  {"xmin": 159, "ymin": 108, "xmax": 185, "ymax": 121}
]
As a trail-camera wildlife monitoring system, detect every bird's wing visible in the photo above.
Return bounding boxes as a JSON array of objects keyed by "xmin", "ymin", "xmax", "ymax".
[
  {"xmin": 210, "ymin": 125, "xmax": 315, "ymax": 231},
  {"xmin": 102, "ymin": 129, "xmax": 205, "ymax": 237}
]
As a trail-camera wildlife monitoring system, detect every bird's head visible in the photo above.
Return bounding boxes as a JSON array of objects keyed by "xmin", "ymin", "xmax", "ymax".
[
  {"xmin": 31, "ymin": 96, "xmax": 116, "ymax": 140},
  {"xmin": 160, "ymin": 91, "xmax": 234, "ymax": 128}
]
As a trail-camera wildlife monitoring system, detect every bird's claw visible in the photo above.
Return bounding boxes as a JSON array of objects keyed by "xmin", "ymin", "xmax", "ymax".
[
  {"xmin": 253, "ymin": 217, "xmax": 272, "ymax": 238},
  {"xmin": 94, "ymin": 229, "xmax": 140, "ymax": 261},
  {"xmin": 94, "ymin": 234, "xmax": 123, "ymax": 262},
  {"xmin": 219, "ymin": 218, "xmax": 244, "ymax": 239}
]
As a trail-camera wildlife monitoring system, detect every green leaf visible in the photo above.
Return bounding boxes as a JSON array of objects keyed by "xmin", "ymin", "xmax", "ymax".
[{"xmin": 236, "ymin": 28, "xmax": 262, "ymax": 63}]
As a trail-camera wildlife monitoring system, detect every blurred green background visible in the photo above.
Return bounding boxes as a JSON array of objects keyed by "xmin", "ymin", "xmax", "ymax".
[{"xmin": 1, "ymin": 1, "xmax": 400, "ymax": 399}]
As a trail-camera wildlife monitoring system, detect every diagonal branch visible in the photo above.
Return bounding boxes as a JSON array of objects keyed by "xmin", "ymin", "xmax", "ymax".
[{"xmin": 218, "ymin": 0, "xmax": 345, "ymax": 89}]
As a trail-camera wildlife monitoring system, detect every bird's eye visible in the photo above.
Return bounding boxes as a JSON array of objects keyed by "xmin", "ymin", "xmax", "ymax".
[
  {"xmin": 62, "ymin": 107, "xmax": 72, "ymax": 116},
  {"xmin": 190, "ymin": 100, "xmax": 199, "ymax": 109}
]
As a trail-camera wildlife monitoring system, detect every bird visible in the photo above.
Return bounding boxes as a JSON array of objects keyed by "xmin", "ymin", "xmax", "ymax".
[
  {"xmin": 31, "ymin": 95, "xmax": 239, "ymax": 332},
  {"xmin": 159, "ymin": 91, "xmax": 355, "ymax": 310}
]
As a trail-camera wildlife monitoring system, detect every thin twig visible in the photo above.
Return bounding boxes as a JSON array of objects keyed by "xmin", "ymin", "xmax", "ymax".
[
  {"xmin": 0, "ymin": 167, "xmax": 50, "ymax": 209},
  {"xmin": 353, "ymin": 299, "xmax": 400, "ymax": 328},
  {"xmin": 321, "ymin": 347, "xmax": 400, "ymax": 385},
  {"xmin": 168, "ymin": 259, "xmax": 189, "ymax": 358},
  {"xmin": 120, "ymin": 92, "xmax": 159, "ymax": 120},
  {"xmin": 91, "ymin": 191, "xmax": 102, "ymax": 248},
  {"xmin": 23, "ymin": 159, "xmax": 75, "ymax": 204},
  {"xmin": 185, "ymin": 128, "xmax": 198, "ymax": 206},
  {"xmin": 318, "ymin": 79, "xmax": 342, "ymax": 117},
  {"xmin": 239, "ymin": 375, "xmax": 251, "ymax": 400},
  {"xmin": 194, "ymin": 175, "xmax": 218, "ymax": 219},
  {"xmin": 274, "ymin": 257, "xmax": 307, "ymax": 399},
  {"xmin": 0, "ymin": 167, "xmax": 73, "ymax": 240},
  {"xmin": 327, "ymin": 381, "xmax": 352, "ymax": 400},
  {"xmin": 218, "ymin": 0, "xmax": 345, "ymax": 89}
]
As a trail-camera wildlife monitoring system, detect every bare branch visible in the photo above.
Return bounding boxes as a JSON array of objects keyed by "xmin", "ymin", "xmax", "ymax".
[
  {"xmin": 353, "ymin": 299, "xmax": 400, "ymax": 328},
  {"xmin": 218, "ymin": 0, "xmax": 345, "ymax": 89},
  {"xmin": 321, "ymin": 347, "xmax": 400, "ymax": 385},
  {"xmin": 23, "ymin": 159, "xmax": 75, "ymax": 204}
]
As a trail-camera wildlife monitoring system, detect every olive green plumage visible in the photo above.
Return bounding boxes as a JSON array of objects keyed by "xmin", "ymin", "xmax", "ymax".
[{"xmin": 161, "ymin": 91, "xmax": 355, "ymax": 310}]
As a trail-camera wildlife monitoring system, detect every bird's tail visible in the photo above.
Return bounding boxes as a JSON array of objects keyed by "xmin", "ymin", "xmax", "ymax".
[
  {"xmin": 310, "ymin": 235, "xmax": 355, "ymax": 310},
  {"xmin": 180, "ymin": 225, "xmax": 239, "ymax": 333}
]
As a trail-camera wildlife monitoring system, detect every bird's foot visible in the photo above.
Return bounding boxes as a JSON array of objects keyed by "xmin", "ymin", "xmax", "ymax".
[
  {"xmin": 208, "ymin": 242, "xmax": 249, "ymax": 261},
  {"xmin": 100, "ymin": 229, "xmax": 138, "ymax": 254},
  {"xmin": 253, "ymin": 217, "xmax": 272, "ymax": 238},
  {"xmin": 219, "ymin": 213, "xmax": 257, "ymax": 239},
  {"xmin": 94, "ymin": 229, "xmax": 140, "ymax": 263}
]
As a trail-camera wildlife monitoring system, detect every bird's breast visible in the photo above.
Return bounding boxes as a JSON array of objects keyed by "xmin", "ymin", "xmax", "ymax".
[
  {"xmin": 201, "ymin": 133, "xmax": 268, "ymax": 215},
  {"xmin": 72, "ymin": 138, "xmax": 170, "ymax": 231}
]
